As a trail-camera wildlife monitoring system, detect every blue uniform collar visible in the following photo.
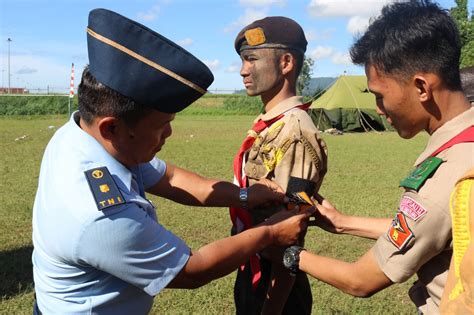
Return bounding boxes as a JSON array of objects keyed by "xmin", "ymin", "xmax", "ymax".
[{"xmin": 69, "ymin": 111, "xmax": 134, "ymax": 192}]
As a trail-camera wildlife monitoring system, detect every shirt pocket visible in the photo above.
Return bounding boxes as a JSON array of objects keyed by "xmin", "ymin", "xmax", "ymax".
[{"xmin": 244, "ymin": 159, "xmax": 269, "ymax": 180}]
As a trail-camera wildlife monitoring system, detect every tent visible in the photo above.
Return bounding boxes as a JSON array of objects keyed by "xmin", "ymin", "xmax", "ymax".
[{"xmin": 309, "ymin": 75, "xmax": 392, "ymax": 132}]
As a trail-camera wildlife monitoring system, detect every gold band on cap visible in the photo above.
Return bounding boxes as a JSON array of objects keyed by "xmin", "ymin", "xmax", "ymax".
[{"xmin": 87, "ymin": 28, "xmax": 206, "ymax": 94}]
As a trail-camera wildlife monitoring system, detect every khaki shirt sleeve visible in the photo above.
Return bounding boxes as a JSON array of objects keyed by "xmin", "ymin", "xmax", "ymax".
[
  {"xmin": 373, "ymin": 153, "xmax": 469, "ymax": 283},
  {"xmin": 273, "ymin": 112, "xmax": 328, "ymax": 192},
  {"xmin": 373, "ymin": 191, "xmax": 452, "ymax": 283}
]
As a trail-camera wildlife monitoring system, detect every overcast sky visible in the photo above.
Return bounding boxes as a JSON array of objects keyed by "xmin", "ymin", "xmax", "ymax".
[{"xmin": 0, "ymin": 0, "xmax": 469, "ymax": 93}]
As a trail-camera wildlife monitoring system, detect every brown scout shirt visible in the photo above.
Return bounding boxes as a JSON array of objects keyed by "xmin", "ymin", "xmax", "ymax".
[
  {"xmin": 373, "ymin": 107, "xmax": 474, "ymax": 314},
  {"xmin": 244, "ymin": 96, "xmax": 328, "ymax": 224}
]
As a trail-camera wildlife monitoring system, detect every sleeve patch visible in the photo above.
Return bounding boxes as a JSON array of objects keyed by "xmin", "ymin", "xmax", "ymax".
[
  {"xmin": 84, "ymin": 167, "xmax": 125, "ymax": 211},
  {"xmin": 400, "ymin": 157, "xmax": 443, "ymax": 191},
  {"xmin": 388, "ymin": 212, "xmax": 414, "ymax": 250},
  {"xmin": 399, "ymin": 196, "xmax": 427, "ymax": 221}
]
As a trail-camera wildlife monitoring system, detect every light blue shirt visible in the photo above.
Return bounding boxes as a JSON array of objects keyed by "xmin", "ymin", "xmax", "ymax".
[{"xmin": 32, "ymin": 112, "xmax": 190, "ymax": 314}]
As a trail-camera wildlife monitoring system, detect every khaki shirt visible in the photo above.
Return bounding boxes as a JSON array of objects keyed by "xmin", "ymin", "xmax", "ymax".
[
  {"xmin": 373, "ymin": 107, "xmax": 474, "ymax": 314},
  {"xmin": 244, "ymin": 96, "xmax": 328, "ymax": 223}
]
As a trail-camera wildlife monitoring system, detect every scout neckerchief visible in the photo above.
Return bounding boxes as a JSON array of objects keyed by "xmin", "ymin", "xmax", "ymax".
[
  {"xmin": 230, "ymin": 102, "xmax": 311, "ymax": 290},
  {"xmin": 400, "ymin": 125, "xmax": 474, "ymax": 191}
]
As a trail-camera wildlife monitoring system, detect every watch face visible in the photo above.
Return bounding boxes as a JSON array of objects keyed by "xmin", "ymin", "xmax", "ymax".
[{"xmin": 283, "ymin": 251, "xmax": 295, "ymax": 268}]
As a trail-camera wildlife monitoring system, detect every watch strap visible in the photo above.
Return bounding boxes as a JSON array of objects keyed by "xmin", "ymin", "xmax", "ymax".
[{"xmin": 239, "ymin": 187, "xmax": 248, "ymax": 209}]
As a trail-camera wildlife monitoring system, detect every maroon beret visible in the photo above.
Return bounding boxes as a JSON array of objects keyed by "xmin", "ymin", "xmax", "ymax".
[{"xmin": 234, "ymin": 16, "xmax": 307, "ymax": 54}]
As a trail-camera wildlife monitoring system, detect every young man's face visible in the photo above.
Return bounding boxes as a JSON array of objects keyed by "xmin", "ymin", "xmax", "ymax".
[
  {"xmin": 366, "ymin": 65, "xmax": 428, "ymax": 139},
  {"xmin": 120, "ymin": 110, "xmax": 175, "ymax": 165},
  {"xmin": 239, "ymin": 48, "xmax": 283, "ymax": 97}
]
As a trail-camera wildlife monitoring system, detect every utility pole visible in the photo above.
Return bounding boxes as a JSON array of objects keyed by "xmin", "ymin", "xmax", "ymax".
[{"xmin": 7, "ymin": 38, "xmax": 12, "ymax": 94}]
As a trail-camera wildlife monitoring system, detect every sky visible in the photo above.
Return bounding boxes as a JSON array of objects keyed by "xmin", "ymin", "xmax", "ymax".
[{"xmin": 0, "ymin": 0, "xmax": 470, "ymax": 93}]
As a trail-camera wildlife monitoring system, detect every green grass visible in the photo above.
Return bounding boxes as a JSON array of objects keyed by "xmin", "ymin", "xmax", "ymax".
[{"xmin": 0, "ymin": 115, "xmax": 428, "ymax": 314}]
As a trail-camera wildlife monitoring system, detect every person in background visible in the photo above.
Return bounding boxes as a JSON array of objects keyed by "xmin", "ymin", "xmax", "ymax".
[
  {"xmin": 439, "ymin": 167, "xmax": 474, "ymax": 314},
  {"xmin": 279, "ymin": 1, "xmax": 474, "ymax": 313},
  {"xmin": 460, "ymin": 66, "xmax": 474, "ymax": 104},
  {"xmin": 231, "ymin": 16, "xmax": 328, "ymax": 315},
  {"xmin": 32, "ymin": 9, "xmax": 313, "ymax": 314},
  {"xmin": 440, "ymin": 68, "xmax": 474, "ymax": 312}
]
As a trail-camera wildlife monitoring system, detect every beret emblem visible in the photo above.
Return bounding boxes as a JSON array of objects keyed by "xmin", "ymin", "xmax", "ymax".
[{"xmin": 244, "ymin": 27, "xmax": 266, "ymax": 46}]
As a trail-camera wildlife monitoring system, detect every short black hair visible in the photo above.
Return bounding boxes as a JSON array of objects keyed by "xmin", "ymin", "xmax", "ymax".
[
  {"xmin": 78, "ymin": 66, "xmax": 153, "ymax": 126},
  {"xmin": 350, "ymin": 0, "xmax": 462, "ymax": 90},
  {"xmin": 273, "ymin": 48, "xmax": 305, "ymax": 78},
  {"xmin": 460, "ymin": 66, "xmax": 474, "ymax": 102}
]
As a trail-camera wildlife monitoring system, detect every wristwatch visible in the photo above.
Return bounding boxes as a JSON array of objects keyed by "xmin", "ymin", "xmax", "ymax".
[
  {"xmin": 283, "ymin": 245, "xmax": 304, "ymax": 276},
  {"xmin": 239, "ymin": 188, "xmax": 248, "ymax": 209}
]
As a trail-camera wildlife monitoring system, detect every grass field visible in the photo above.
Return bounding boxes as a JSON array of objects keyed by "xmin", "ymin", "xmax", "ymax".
[{"xmin": 0, "ymin": 114, "xmax": 429, "ymax": 314}]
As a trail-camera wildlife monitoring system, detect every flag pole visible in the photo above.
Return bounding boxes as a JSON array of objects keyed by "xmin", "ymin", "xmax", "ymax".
[{"xmin": 68, "ymin": 63, "xmax": 75, "ymax": 117}]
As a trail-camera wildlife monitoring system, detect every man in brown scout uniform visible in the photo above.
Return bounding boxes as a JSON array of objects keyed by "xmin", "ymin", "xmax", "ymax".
[
  {"xmin": 230, "ymin": 16, "xmax": 328, "ymax": 315},
  {"xmin": 279, "ymin": 1, "xmax": 474, "ymax": 314}
]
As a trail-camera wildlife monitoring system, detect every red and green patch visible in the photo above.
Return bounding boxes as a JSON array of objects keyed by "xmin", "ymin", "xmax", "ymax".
[{"xmin": 388, "ymin": 212, "xmax": 414, "ymax": 250}]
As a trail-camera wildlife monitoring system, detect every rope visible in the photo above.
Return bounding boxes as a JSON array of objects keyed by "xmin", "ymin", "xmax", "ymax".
[
  {"xmin": 305, "ymin": 77, "xmax": 338, "ymax": 104},
  {"xmin": 307, "ymin": 78, "xmax": 338, "ymax": 130},
  {"xmin": 340, "ymin": 75, "xmax": 380, "ymax": 134}
]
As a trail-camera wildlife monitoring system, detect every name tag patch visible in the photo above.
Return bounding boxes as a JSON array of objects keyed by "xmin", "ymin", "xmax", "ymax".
[
  {"xmin": 85, "ymin": 167, "xmax": 125, "ymax": 211},
  {"xmin": 399, "ymin": 196, "xmax": 427, "ymax": 221},
  {"xmin": 388, "ymin": 212, "xmax": 414, "ymax": 250}
]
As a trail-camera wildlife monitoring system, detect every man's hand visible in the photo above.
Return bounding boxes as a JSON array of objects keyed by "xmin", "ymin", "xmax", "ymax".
[
  {"xmin": 311, "ymin": 193, "xmax": 345, "ymax": 233},
  {"xmin": 247, "ymin": 179, "xmax": 287, "ymax": 209},
  {"xmin": 263, "ymin": 206, "xmax": 315, "ymax": 246}
]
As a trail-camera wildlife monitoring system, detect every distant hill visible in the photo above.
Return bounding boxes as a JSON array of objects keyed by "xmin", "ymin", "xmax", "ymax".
[
  {"xmin": 303, "ymin": 77, "xmax": 337, "ymax": 96},
  {"xmin": 232, "ymin": 76, "xmax": 337, "ymax": 96}
]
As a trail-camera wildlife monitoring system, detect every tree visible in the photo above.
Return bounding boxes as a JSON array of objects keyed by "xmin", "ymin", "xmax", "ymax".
[
  {"xmin": 297, "ymin": 56, "xmax": 314, "ymax": 95},
  {"xmin": 451, "ymin": 0, "xmax": 474, "ymax": 67}
]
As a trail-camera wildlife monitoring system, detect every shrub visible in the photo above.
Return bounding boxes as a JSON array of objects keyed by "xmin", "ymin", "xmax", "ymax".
[{"xmin": 0, "ymin": 95, "xmax": 77, "ymax": 115}]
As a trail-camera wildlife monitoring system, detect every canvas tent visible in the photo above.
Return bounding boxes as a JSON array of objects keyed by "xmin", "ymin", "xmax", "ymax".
[{"xmin": 309, "ymin": 75, "xmax": 392, "ymax": 132}]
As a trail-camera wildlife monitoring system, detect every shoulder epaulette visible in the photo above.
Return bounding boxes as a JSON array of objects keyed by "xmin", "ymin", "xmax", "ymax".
[
  {"xmin": 84, "ymin": 167, "xmax": 125, "ymax": 211},
  {"xmin": 400, "ymin": 157, "xmax": 444, "ymax": 191}
]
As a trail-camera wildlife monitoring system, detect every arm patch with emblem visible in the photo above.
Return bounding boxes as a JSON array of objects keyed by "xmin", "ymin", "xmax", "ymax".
[
  {"xmin": 388, "ymin": 212, "xmax": 414, "ymax": 250},
  {"xmin": 84, "ymin": 167, "xmax": 125, "ymax": 211}
]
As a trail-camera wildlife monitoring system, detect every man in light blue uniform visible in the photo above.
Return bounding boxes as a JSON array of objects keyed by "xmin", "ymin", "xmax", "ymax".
[
  {"xmin": 32, "ymin": 9, "xmax": 313, "ymax": 314},
  {"xmin": 33, "ymin": 111, "xmax": 185, "ymax": 313}
]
